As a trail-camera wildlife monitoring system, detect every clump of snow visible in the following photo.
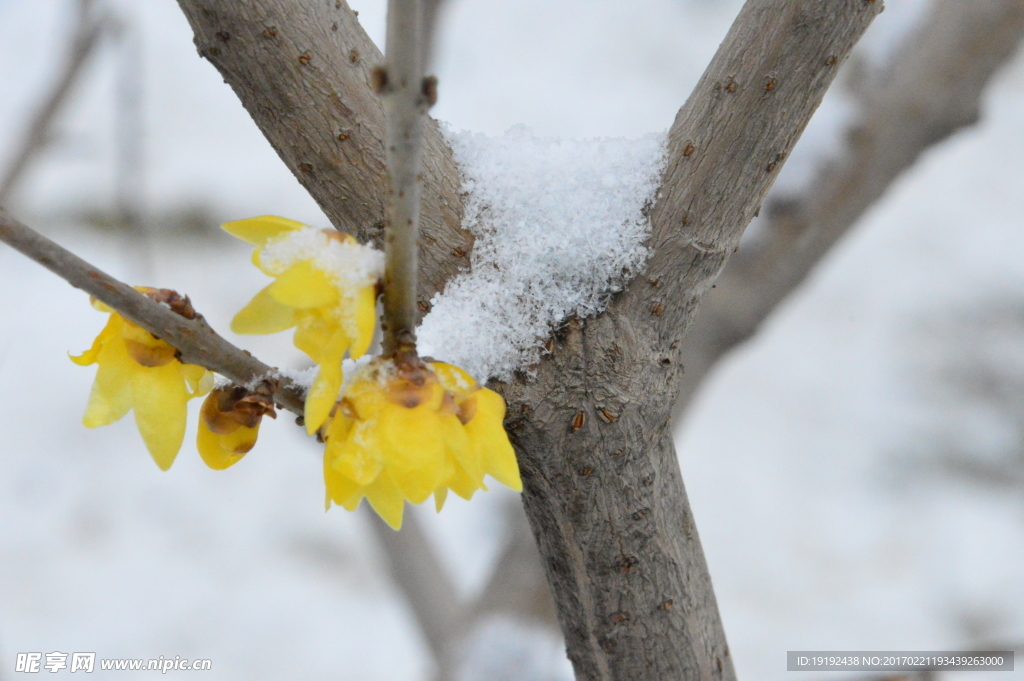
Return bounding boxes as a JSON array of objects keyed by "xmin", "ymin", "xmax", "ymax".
[
  {"xmin": 417, "ymin": 126, "xmax": 666, "ymax": 382},
  {"xmin": 275, "ymin": 366, "xmax": 319, "ymax": 391},
  {"xmin": 212, "ymin": 374, "xmax": 234, "ymax": 390},
  {"xmin": 258, "ymin": 226, "xmax": 385, "ymax": 290},
  {"xmin": 340, "ymin": 355, "xmax": 375, "ymax": 393},
  {"xmin": 256, "ymin": 225, "xmax": 384, "ymax": 346}
]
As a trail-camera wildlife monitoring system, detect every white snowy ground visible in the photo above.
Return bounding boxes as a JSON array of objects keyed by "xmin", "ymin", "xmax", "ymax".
[{"xmin": 1, "ymin": 0, "xmax": 1023, "ymax": 679}]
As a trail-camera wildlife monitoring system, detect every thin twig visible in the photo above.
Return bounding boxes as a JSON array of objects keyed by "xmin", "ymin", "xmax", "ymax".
[
  {"xmin": 0, "ymin": 208, "xmax": 305, "ymax": 415},
  {"xmin": 0, "ymin": 1, "xmax": 109, "ymax": 205},
  {"xmin": 377, "ymin": 0, "xmax": 433, "ymax": 357},
  {"xmin": 422, "ymin": 0, "xmax": 448, "ymax": 68}
]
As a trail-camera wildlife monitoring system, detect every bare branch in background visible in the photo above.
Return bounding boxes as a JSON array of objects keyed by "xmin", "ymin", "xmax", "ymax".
[
  {"xmin": 469, "ymin": 503, "xmax": 556, "ymax": 627},
  {"xmin": 371, "ymin": 503, "xmax": 556, "ymax": 680},
  {"xmin": 0, "ymin": 0, "xmax": 109, "ymax": 205},
  {"xmin": 673, "ymin": 0, "xmax": 1024, "ymax": 417},
  {"xmin": 113, "ymin": 16, "xmax": 152, "ymax": 279},
  {"xmin": 367, "ymin": 511, "xmax": 464, "ymax": 680},
  {"xmin": 0, "ymin": 208, "xmax": 306, "ymax": 416}
]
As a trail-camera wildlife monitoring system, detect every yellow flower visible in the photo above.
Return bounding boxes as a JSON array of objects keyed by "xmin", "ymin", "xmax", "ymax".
[
  {"xmin": 196, "ymin": 384, "xmax": 276, "ymax": 470},
  {"xmin": 322, "ymin": 357, "xmax": 522, "ymax": 529},
  {"xmin": 71, "ymin": 289, "xmax": 214, "ymax": 470},
  {"xmin": 223, "ymin": 216, "xmax": 382, "ymax": 435}
]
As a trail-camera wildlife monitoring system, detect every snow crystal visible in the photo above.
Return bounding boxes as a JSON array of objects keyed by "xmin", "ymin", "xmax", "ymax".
[
  {"xmin": 258, "ymin": 226, "xmax": 384, "ymax": 290},
  {"xmin": 417, "ymin": 126, "xmax": 666, "ymax": 382},
  {"xmin": 275, "ymin": 366, "xmax": 319, "ymax": 391}
]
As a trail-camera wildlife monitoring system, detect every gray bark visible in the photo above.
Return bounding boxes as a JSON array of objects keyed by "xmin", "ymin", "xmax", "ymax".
[{"xmin": 674, "ymin": 0, "xmax": 1024, "ymax": 416}]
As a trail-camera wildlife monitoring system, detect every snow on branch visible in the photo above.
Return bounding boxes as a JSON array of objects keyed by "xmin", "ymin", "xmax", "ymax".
[{"xmin": 419, "ymin": 128, "xmax": 666, "ymax": 381}]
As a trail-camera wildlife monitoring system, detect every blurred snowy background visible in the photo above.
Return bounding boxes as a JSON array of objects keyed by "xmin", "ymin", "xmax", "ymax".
[{"xmin": 1, "ymin": 0, "xmax": 1023, "ymax": 679}]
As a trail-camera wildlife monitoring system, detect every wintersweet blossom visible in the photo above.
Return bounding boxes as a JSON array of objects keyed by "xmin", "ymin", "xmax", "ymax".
[
  {"xmin": 196, "ymin": 384, "xmax": 276, "ymax": 470},
  {"xmin": 322, "ymin": 357, "xmax": 522, "ymax": 529},
  {"xmin": 223, "ymin": 216, "xmax": 383, "ymax": 435},
  {"xmin": 70, "ymin": 289, "xmax": 214, "ymax": 470}
]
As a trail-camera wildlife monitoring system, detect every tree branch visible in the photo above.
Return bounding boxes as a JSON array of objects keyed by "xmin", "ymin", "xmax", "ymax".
[
  {"xmin": 469, "ymin": 502, "xmax": 557, "ymax": 627},
  {"xmin": 171, "ymin": 1, "xmax": 478, "ymax": 671},
  {"xmin": 673, "ymin": 0, "xmax": 1024, "ymax": 416},
  {"xmin": 502, "ymin": 1, "xmax": 881, "ymax": 678},
  {"xmin": 0, "ymin": 208, "xmax": 305, "ymax": 415},
  {"xmin": 367, "ymin": 510, "xmax": 464, "ymax": 680},
  {"xmin": 173, "ymin": 0, "xmax": 470, "ymax": 313}
]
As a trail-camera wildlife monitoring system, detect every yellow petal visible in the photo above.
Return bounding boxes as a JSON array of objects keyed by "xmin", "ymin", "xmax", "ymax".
[
  {"xmin": 123, "ymin": 338, "xmax": 177, "ymax": 367},
  {"xmin": 196, "ymin": 421, "xmax": 255, "ymax": 470},
  {"xmin": 332, "ymin": 421, "xmax": 385, "ymax": 486},
  {"xmin": 304, "ymin": 328, "xmax": 350, "ymax": 434},
  {"xmin": 268, "ymin": 260, "xmax": 338, "ymax": 309},
  {"xmin": 345, "ymin": 376, "xmax": 392, "ymax": 421},
  {"xmin": 71, "ymin": 315, "xmax": 122, "ymax": 366},
  {"xmin": 182, "ymin": 365, "xmax": 214, "ymax": 397},
  {"xmin": 378, "ymin": 403, "xmax": 445, "ymax": 505},
  {"xmin": 231, "ymin": 284, "xmax": 297, "ymax": 335},
  {"xmin": 365, "ymin": 470, "xmax": 406, "ymax": 530},
  {"xmin": 324, "ymin": 449, "xmax": 363, "ymax": 508},
  {"xmin": 446, "ymin": 461, "xmax": 486, "ymax": 501},
  {"xmin": 222, "ymin": 215, "xmax": 305, "ymax": 246},
  {"xmin": 467, "ymin": 388, "xmax": 522, "ymax": 492},
  {"xmin": 305, "ymin": 371, "xmax": 340, "ymax": 435},
  {"xmin": 434, "ymin": 487, "xmax": 448, "ymax": 512},
  {"xmin": 293, "ymin": 309, "xmax": 336, "ymax": 365},
  {"xmin": 131, "ymin": 363, "xmax": 189, "ymax": 471},
  {"xmin": 430, "ymin": 361, "xmax": 478, "ymax": 394},
  {"xmin": 442, "ymin": 413, "xmax": 482, "ymax": 485},
  {"xmin": 350, "ymin": 285, "xmax": 378, "ymax": 359},
  {"xmin": 82, "ymin": 340, "xmax": 134, "ymax": 428},
  {"xmin": 325, "ymin": 410, "xmax": 355, "ymax": 444}
]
